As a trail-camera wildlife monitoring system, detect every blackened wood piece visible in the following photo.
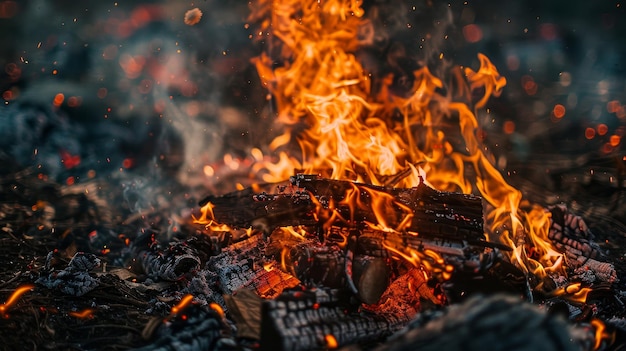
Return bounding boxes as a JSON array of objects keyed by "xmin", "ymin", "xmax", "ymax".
[
  {"xmin": 261, "ymin": 288, "xmax": 408, "ymax": 351},
  {"xmin": 283, "ymin": 239, "xmax": 348, "ymax": 288},
  {"xmin": 199, "ymin": 184, "xmax": 318, "ymax": 230},
  {"xmin": 292, "ymin": 174, "xmax": 484, "ymax": 241}
]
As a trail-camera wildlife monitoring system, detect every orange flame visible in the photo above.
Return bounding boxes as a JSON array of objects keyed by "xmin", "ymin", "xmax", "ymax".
[
  {"xmin": 0, "ymin": 284, "xmax": 34, "ymax": 316},
  {"xmin": 192, "ymin": 202, "xmax": 234, "ymax": 232},
  {"xmin": 325, "ymin": 334, "xmax": 339, "ymax": 349},
  {"xmin": 591, "ymin": 318, "xmax": 614, "ymax": 350},
  {"xmin": 545, "ymin": 282, "xmax": 593, "ymax": 304},
  {"xmin": 247, "ymin": 0, "xmax": 564, "ymax": 280}
]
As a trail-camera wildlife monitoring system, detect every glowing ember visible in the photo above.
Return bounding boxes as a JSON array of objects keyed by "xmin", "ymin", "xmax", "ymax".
[
  {"xmin": 69, "ymin": 308, "xmax": 95, "ymax": 319},
  {"xmin": 184, "ymin": 8, "xmax": 203, "ymax": 26},
  {"xmin": 325, "ymin": 334, "xmax": 338, "ymax": 349},
  {"xmin": 0, "ymin": 284, "xmax": 34, "ymax": 317},
  {"xmin": 170, "ymin": 294, "xmax": 194, "ymax": 315},
  {"xmin": 209, "ymin": 302, "xmax": 225, "ymax": 318}
]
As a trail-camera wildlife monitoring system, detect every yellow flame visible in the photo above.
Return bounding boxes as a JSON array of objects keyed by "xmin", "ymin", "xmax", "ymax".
[
  {"xmin": 546, "ymin": 283, "xmax": 593, "ymax": 304},
  {"xmin": 192, "ymin": 202, "xmax": 234, "ymax": 232}
]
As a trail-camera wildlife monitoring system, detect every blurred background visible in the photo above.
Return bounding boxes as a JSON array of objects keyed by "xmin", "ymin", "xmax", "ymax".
[{"xmin": 0, "ymin": 0, "xmax": 624, "ymax": 224}]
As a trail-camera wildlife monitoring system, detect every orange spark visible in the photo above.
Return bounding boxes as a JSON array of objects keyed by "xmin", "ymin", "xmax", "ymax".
[
  {"xmin": 53, "ymin": 93, "xmax": 64, "ymax": 107},
  {"xmin": 462, "ymin": 24, "xmax": 483, "ymax": 43},
  {"xmin": 553, "ymin": 104, "xmax": 566, "ymax": 118},
  {"xmin": 170, "ymin": 294, "xmax": 194, "ymax": 315},
  {"xmin": 0, "ymin": 284, "xmax": 35, "ymax": 315},
  {"xmin": 69, "ymin": 308, "xmax": 94, "ymax": 319},
  {"xmin": 325, "ymin": 334, "xmax": 338, "ymax": 349},
  {"xmin": 609, "ymin": 135, "xmax": 621, "ymax": 147},
  {"xmin": 209, "ymin": 302, "xmax": 224, "ymax": 318}
]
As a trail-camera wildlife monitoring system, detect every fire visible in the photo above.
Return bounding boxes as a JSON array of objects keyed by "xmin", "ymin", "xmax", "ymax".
[
  {"xmin": 192, "ymin": 201, "xmax": 233, "ymax": 232},
  {"xmin": 591, "ymin": 318, "xmax": 614, "ymax": 350},
  {"xmin": 0, "ymin": 284, "xmax": 34, "ymax": 317},
  {"xmin": 245, "ymin": 0, "xmax": 564, "ymax": 282}
]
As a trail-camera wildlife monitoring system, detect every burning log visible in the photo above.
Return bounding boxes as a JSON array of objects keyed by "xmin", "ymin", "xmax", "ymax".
[
  {"xmin": 199, "ymin": 174, "xmax": 532, "ymax": 304},
  {"xmin": 200, "ymin": 174, "xmax": 487, "ymax": 246}
]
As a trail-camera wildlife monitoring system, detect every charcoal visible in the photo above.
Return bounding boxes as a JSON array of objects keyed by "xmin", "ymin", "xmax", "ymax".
[
  {"xmin": 36, "ymin": 251, "xmax": 100, "ymax": 296},
  {"xmin": 261, "ymin": 288, "xmax": 409, "ymax": 351},
  {"xmin": 548, "ymin": 204, "xmax": 604, "ymax": 260},
  {"xmin": 131, "ymin": 231, "xmax": 201, "ymax": 281},
  {"xmin": 374, "ymin": 294, "xmax": 588, "ymax": 351},
  {"xmin": 282, "ymin": 238, "xmax": 348, "ymax": 288},
  {"xmin": 134, "ymin": 304, "xmax": 236, "ymax": 351},
  {"xmin": 353, "ymin": 255, "xmax": 391, "ymax": 304}
]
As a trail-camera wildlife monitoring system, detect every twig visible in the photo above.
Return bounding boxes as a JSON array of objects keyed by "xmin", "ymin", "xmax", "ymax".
[{"xmin": 0, "ymin": 271, "xmax": 22, "ymax": 288}]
